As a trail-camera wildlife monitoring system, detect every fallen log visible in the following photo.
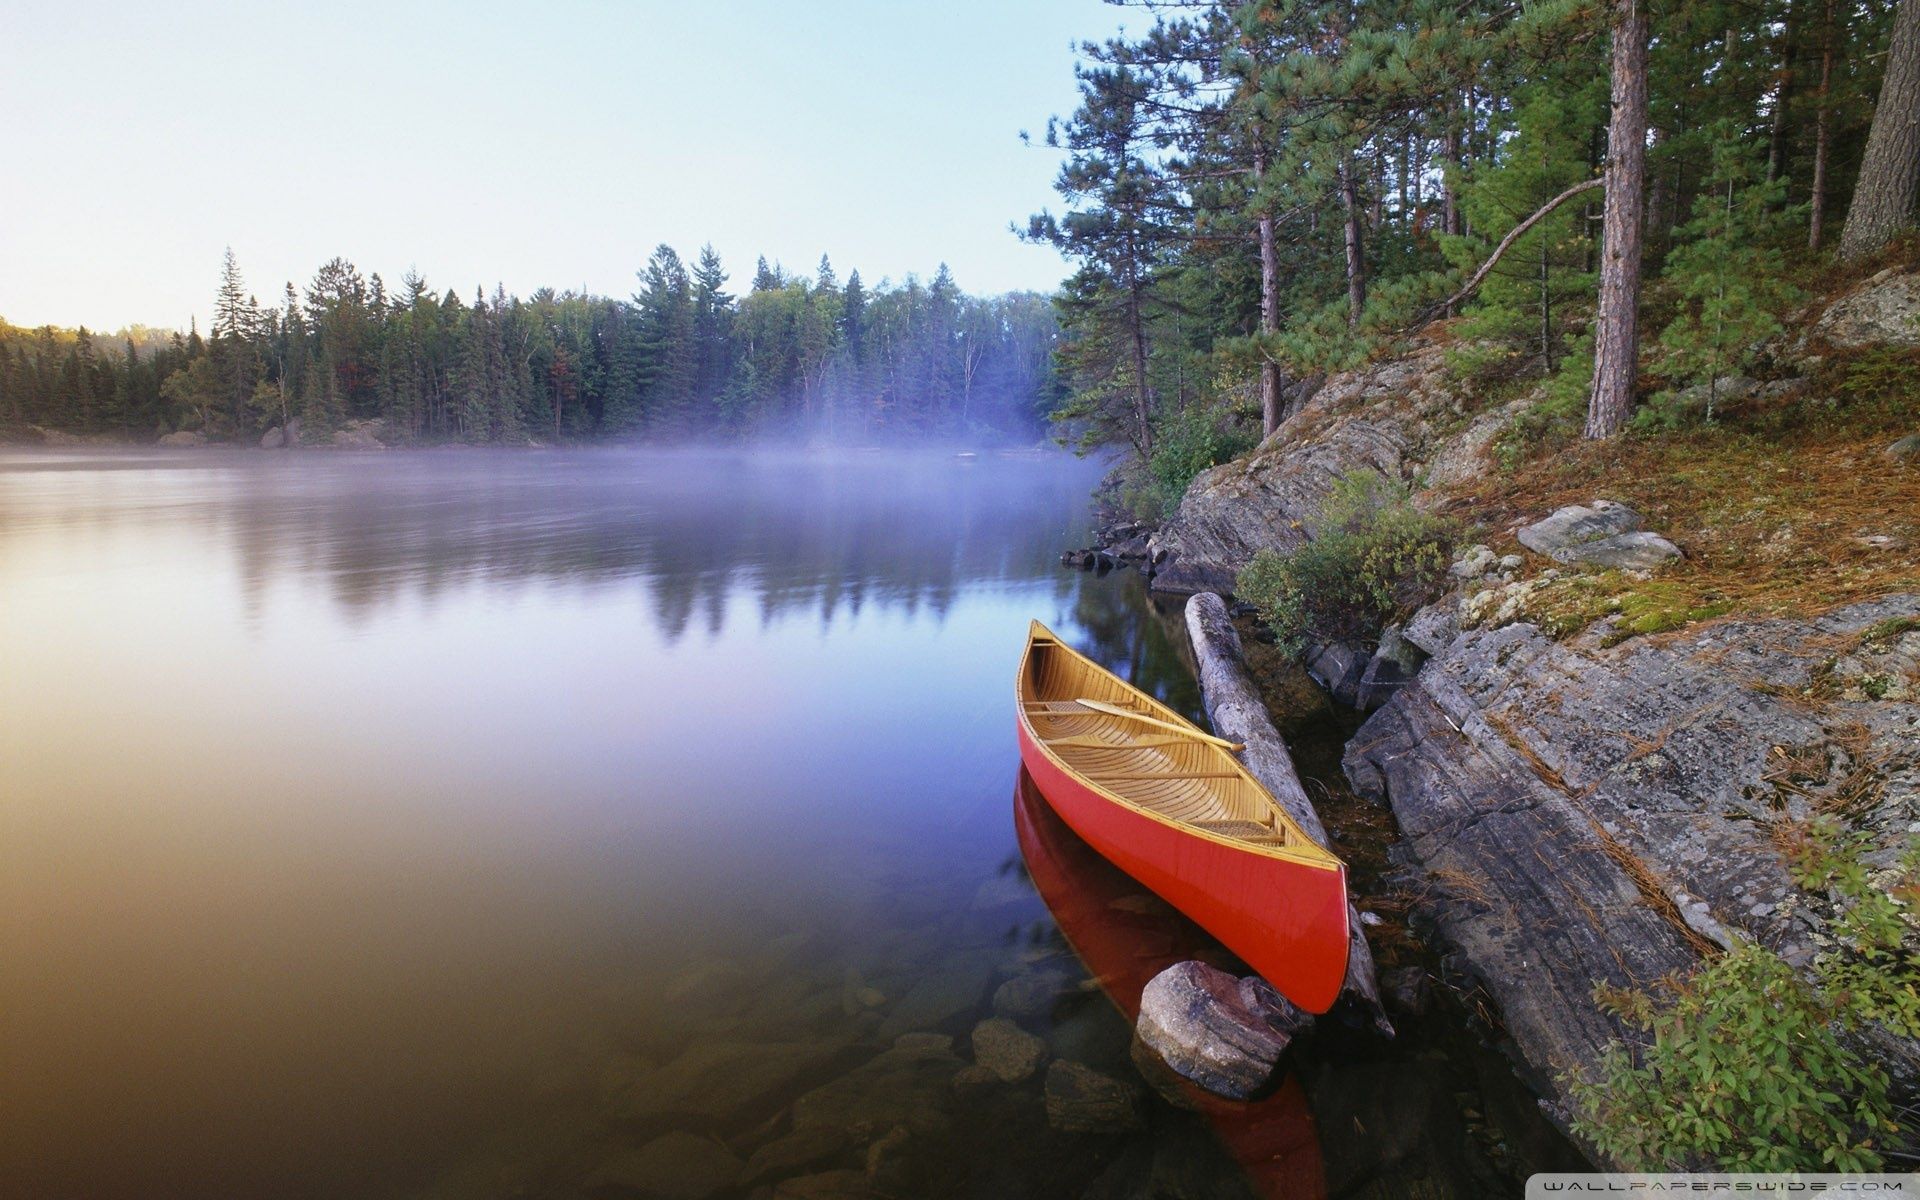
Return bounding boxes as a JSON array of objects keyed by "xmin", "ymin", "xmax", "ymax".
[{"xmin": 1184, "ymin": 591, "xmax": 1393, "ymax": 1036}]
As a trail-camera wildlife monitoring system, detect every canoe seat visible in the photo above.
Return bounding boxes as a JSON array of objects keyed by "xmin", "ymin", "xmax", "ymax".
[{"xmin": 1192, "ymin": 819, "xmax": 1279, "ymax": 840}]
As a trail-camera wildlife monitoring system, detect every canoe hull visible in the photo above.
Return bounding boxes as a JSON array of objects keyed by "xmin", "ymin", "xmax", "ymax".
[{"xmin": 1017, "ymin": 718, "xmax": 1350, "ymax": 1014}]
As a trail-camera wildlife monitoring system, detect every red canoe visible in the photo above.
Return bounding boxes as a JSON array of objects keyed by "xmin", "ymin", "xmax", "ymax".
[
  {"xmin": 1015, "ymin": 620, "xmax": 1350, "ymax": 1014},
  {"xmin": 1013, "ymin": 771, "xmax": 1326, "ymax": 1197}
]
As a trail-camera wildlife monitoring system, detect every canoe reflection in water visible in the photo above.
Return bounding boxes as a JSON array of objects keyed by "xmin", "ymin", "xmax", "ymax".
[{"xmin": 1013, "ymin": 770, "xmax": 1327, "ymax": 1199}]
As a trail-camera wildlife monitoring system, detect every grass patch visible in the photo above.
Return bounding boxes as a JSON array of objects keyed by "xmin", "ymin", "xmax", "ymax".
[{"xmin": 1857, "ymin": 615, "xmax": 1920, "ymax": 649}]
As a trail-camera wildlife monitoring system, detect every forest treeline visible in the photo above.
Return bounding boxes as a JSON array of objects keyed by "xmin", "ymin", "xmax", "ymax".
[
  {"xmin": 0, "ymin": 248, "xmax": 1060, "ymax": 444},
  {"xmin": 1029, "ymin": 0, "xmax": 1919, "ymax": 508}
]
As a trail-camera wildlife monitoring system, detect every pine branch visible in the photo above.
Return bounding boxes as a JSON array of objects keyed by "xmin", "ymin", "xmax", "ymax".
[{"xmin": 1407, "ymin": 177, "xmax": 1605, "ymax": 330}]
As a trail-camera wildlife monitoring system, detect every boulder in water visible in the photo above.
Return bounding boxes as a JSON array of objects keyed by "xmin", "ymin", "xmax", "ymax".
[{"xmin": 1133, "ymin": 960, "xmax": 1310, "ymax": 1099}]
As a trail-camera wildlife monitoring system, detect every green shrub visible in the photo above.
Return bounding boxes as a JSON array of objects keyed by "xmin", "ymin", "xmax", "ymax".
[
  {"xmin": 1133, "ymin": 403, "xmax": 1258, "ymax": 519},
  {"xmin": 1572, "ymin": 828, "xmax": 1919, "ymax": 1171},
  {"xmin": 1235, "ymin": 470, "xmax": 1454, "ymax": 651},
  {"xmin": 1652, "ymin": 121, "xmax": 1802, "ymax": 415},
  {"xmin": 1494, "ymin": 345, "xmax": 1592, "ymax": 469}
]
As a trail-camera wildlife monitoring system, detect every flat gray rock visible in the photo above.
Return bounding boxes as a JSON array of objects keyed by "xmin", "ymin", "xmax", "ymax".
[
  {"xmin": 1515, "ymin": 500, "xmax": 1640, "ymax": 555},
  {"xmin": 1517, "ymin": 501, "xmax": 1681, "ymax": 571},
  {"xmin": 1568, "ymin": 530, "xmax": 1683, "ymax": 571}
]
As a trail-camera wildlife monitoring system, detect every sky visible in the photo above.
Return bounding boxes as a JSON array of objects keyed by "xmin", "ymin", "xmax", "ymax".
[{"xmin": 0, "ymin": 0, "xmax": 1126, "ymax": 332}]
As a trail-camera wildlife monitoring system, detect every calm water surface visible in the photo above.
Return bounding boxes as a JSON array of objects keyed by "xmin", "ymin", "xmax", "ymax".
[{"xmin": 1, "ymin": 448, "xmax": 1243, "ymax": 1198}]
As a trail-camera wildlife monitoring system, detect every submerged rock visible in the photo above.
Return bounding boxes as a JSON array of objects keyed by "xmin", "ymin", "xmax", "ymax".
[
  {"xmin": 790, "ymin": 1033, "xmax": 961, "ymax": 1144},
  {"xmin": 990, "ymin": 969, "xmax": 1073, "ymax": 1021},
  {"xmin": 587, "ymin": 1131, "xmax": 742, "ymax": 1200},
  {"xmin": 1044, "ymin": 1060, "xmax": 1146, "ymax": 1133},
  {"xmin": 969, "ymin": 1017, "xmax": 1048, "ymax": 1083},
  {"xmin": 1133, "ymin": 961, "xmax": 1310, "ymax": 1100},
  {"xmin": 614, "ymin": 1036, "xmax": 854, "ymax": 1130},
  {"xmin": 771, "ymin": 1169, "xmax": 875, "ymax": 1199},
  {"xmin": 875, "ymin": 947, "xmax": 1003, "ymax": 1040},
  {"xmin": 737, "ymin": 1126, "xmax": 849, "ymax": 1188}
]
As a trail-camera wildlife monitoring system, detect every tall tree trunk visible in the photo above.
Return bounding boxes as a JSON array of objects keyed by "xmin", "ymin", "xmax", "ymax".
[
  {"xmin": 1768, "ymin": 0, "xmax": 1800, "ymax": 187},
  {"xmin": 1645, "ymin": 125, "xmax": 1672, "ymax": 260},
  {"xmin": 1810, "ymin": 0, "xmax": 1837, "ymax": 249},
  {"xmin": 1128, "ymin": 281, "xmax": 1153, "ymax": 457},
  {"xmin": 1839, "ymin": 0, "xmax": 1920, "ymax": 258},
  {"xmin": 1587, "ymin": 0, "xmax": 1651, "ymax": 440},
  {"xmin": 1370, "ymin": 149, "xmax": 1385, "ymax": 230},
  {"xmin": 1400, "ymin": 130, "xmax": 1413, "ymax": 221},
  {"xmin": 1442, "ymin": 94, "xmax": 1465, "ymax": 316},
  {"xmin": 1412, "ymin": 133, "xmax": 1427, "ymax": 230},
  {"xmin": 1443, "ymin": 107, "xmax": 1463, "ymax": 238},
  {"xmin": 1255, "ymin": 143, "xmax": 1283, "ymax": 439},
  {"xmin": 1540, "ymin": 230, "xmax": 1554, "ymax": 373},
  {"xmin": 1339, "ymin": 159, "xmax": 1367, "ymax": 329}
]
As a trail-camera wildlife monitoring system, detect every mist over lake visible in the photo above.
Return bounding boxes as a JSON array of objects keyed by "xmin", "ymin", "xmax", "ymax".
[{"xmin": 0, "ymin": 446, "xmax": 1218, "ymax": 1198}]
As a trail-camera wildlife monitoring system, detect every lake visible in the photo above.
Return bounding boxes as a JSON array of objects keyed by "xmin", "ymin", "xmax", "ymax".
[
  {"xmin": 0, "ymin": 448, "xmax": 1224, "ymax": 1197},
  {"xmin": 0, "ymin": 447, "xmax": 1565, "ymax": 1199}
]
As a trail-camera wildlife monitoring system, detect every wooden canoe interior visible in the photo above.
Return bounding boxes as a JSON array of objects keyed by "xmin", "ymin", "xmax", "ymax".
[{"xmin": 1020, "ymin": 627, "xmax": 1333, "ymax": 863}]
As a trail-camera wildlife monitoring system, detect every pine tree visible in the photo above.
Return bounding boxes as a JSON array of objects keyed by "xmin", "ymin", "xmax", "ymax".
[
  {"xmin": 1586, "ymin": 0, "xmax": 1652, "ymax": 439},
  {"xmin": 1839, "ymin": 0, "xmax": 1920, "ymax": 257},
  {"xmin": 1656, "ymin": 123, "xmax": 1801, "ymax": 417}
]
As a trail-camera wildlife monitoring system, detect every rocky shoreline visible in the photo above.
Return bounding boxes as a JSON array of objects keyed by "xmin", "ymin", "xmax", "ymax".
[{"xmin": 1080, "ymin": 264, "xmax": 1920, "ymax": 1159}]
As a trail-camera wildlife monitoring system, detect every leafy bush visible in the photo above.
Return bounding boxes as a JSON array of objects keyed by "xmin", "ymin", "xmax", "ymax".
[
  {"xmin": 1572, "ymin": 827, "xmax": 1920, "ymax": 1171},
  {"xmin": 1234, "ymin": 470, "xmax": 1454, "ymax": 651},
  {"xmin": 1131, "ymin": 403, "xmax": 1258, "ymax": 519}
]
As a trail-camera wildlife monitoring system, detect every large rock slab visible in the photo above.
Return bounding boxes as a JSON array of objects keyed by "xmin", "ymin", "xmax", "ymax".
[
  {"xmin": 1133, "ymin": 961, "xmax": 1311, "ymax": 1099},
  {"xmin": 1150, "ymin": 416, "xmax": 1409, "ymax": 594},
  {"xmin": 1808, "ymin": 268, "xmax": 1920, "ymax": 349},
  {"xmin": 330, "ymin": 418, "xmax": 387, "ymax": 449},
  {"xmin": 1148, "ymin": 339, "xmax": 1519, "ymax": 595},
  {"xmin": 1343, "ymin": 596, "xmax": 1920, "ymax": 1132}
]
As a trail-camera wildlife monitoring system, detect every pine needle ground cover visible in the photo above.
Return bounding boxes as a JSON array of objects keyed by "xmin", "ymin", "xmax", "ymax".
[{"xmin": 1437, "ymin": 361, "xmax": 1920, "ymax": 642}]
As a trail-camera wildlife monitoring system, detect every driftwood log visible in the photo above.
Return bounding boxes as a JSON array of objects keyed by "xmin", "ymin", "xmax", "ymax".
[{"xmin": 1185, "ymin": 591, "xmax": 1393, "ymax": 1036}]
